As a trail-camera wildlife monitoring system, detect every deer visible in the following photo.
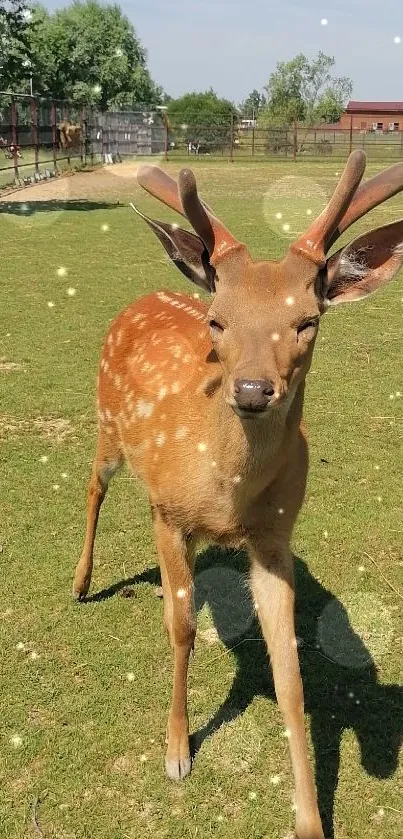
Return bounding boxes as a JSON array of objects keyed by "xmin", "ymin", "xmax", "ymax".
[{"xmin": 73, "ymin": 150, "xmax": 403, "ymax": 839}]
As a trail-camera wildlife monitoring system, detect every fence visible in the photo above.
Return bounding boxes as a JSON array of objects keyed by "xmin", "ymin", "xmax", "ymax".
[{"xmin": 1, "ymin": 94, "xmax": 403, "ymax": 190}]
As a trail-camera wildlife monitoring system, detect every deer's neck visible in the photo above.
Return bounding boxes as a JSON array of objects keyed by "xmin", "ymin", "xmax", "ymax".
[{"xmin": 205, "ymin": 382, "xmax": 304, "ymax": 482}]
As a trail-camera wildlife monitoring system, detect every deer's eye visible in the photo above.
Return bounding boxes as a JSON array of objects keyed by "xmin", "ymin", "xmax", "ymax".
[
  {"xmin": 209, "ymin": 319, "xmax": 224, "ymax": 335},
  {"xmin": 297, "ymin": 317, "xmax": 319, "ymax": 335}
]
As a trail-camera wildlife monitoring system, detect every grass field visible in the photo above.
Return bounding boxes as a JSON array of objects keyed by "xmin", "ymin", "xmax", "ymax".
[{"xmin": 0, "ymin": 159, "xmax": 402, "ymax": 839}]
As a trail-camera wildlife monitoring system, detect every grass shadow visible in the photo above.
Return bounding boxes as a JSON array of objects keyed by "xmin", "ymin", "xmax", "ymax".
[
  {"xmin": 86, "ymin": 547, "xmax": 402, "ymax": 838},
  {"xmin": 0, "ymin": 199, "xmax": 123, "ymax": 215}
]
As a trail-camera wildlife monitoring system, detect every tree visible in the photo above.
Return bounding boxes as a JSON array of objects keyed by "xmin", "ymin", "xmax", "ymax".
[
  {"xmin": 261, "ymin": 52, "xmax": 352, "ymax": 127},
  {"xmin": 239, "ymin": 88, "xmax": 267, "ymax": 117},
  {"xmin": 26, "ymin": 1, "xmax": 162, "ymax": 108},
  {"xmin": 0, "ymin": 1, "xmax": 35, "ymax": 91},
  {"xmin": 167, "ymin": 90, "xmax": 238, "ymax": 152}
]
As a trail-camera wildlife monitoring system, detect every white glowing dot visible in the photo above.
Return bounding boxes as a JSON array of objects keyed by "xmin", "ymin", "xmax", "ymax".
[
  {"xmin": 348, "ymin": 691, "xmax": 354, "ymax": 698},
  {"xmin": 47, "ymin": 301, "xmax": 55, "ymax": 308},
  {"xmin": 306, "ymin": 209, "xmax": 312, "ymax": 216},
  {"xmin": 248, "ymin": 791, "xmax": 257, "ymax": 800},
  {"xmin": 377, "ymin": 495, "xmax": 382, "ymax": 502},
  {"xmin": 61, "ymin": 472, "xmax": 68, "ymax": 479},
  {"xmin": 358, "ymin": 565, "xmax": 366, "ymax": 573},
  {"xmin": 176, "ymin": 588, "xmax": 186, "ymax": 598},
  {"xmin": 16, "ymin": 642, "xmax": 25, "ymax": 651},
  {"xmin": 115, "ymin": 47, "xmax": 123, "ymax": 56},
  {"xmin": 282, "ymin": 728, "xmax": 291, "ymax": 738},
  {"xmin": 10, "ymin": 734, "xmax": 23, "ymax": 748},
  {"xmin": 377, "ymin": 808, "xmax": 385, "ymax": 817},
  {"xmin": 282, "ymin": 223, "xmax": 290, "ymax": 232},
  {"xmin": 198, "ymin": 442, "xmax": 207, "ymax": 452},
  {"xmin": 321, "ymin": 18, "xmax": 328, "ymax": 26},
  {"xmin": 101, "ymin": 223, "xmax": 109, "ymax": 232},
  {"xmin": 57, "ymin": 266, "xmax": 67, "ymax": 277},
  {"xmin": 395, "ymin": 391, "xmax": 401, "ymax": 397},
  {"xmin": 233, "ymin": 475, "xmax": 241, "ymax": 484},
  {"xmin": 374, "ymin": 465, "xmax": 380, "ymax": 470},
  {"xmin": 30, "ymin": 651, "xmax": 39, "ymax": 661},
  {"xmin": 335, "ymin": 171, "xmax": 340, "ymax": 176},
  {"xmin": 126, "ymin": 672, "xmax": 135, "ymax": 682},
  {"xmin": 270, "ymin": 774, "xmax": 281, "ymax": 785},
  {"xmin": 211, "ymin": 460, "xmax": 217, "ymax": 467},
  {"xmin": 285, "ymin": 296, "xmax": 294, "ymax": 306},
  {"xmin": 93, "ymin": 84, "xmax": 102, "ymax": 94},
  {"xmin": 394, "ymin": 36, "xmax": 401, "ymax": 44},
  {"xmin": 193, "ymin": 293, "xmax": 200, "ymax": 299},
  {"xmin": 140, "ymin": 754, "xmax": 148, "ymax": 762},
  {"xmin": 323, "ymin": 530, "xmax": 328, "ymax": 538},
  {"xmin": 39, "ymin": 455, "xmax": 48, "ymax": 464},
  {"xmin": 272, "ymin": 332, "xmax": 280, "ymax": 342},
  {"xmin": 389, "ymin": 394, "xmax": 395, "ymax": 400},
  {"xmin": 355, "ymin": 699, "xmax": 360, "ymax": 705},
  {"xmin": 217, "ymin": 815, "xmax": 224, "ymax": 823},
  {"xmin": 275, "ymin": 212, "xmax": 282, "ymax": 220},
  {"xmin": 52, "ymin": 484, "xmax": 60, "ymax": 491},
  {"xmin": 278, "ymin": 507, "xmax": 284, "ymax": 515},
  {"xmin": 67, "ymin": 287, "xmax": 76, "ymax": 297}
]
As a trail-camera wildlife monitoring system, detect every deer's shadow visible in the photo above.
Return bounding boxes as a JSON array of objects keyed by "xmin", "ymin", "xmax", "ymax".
[{"xmin": 87, "ymin": 547, "xmax": 402, "ymax": 839}]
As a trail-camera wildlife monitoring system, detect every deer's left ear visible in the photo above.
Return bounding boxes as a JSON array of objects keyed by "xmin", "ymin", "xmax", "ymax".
[
  {"xmin": 324, "ymin": 219, "xmax": 403, "ymax": 305},
  {"xmin": 130, "ymin": 203, "xmax": 216, "ymax": 292}
]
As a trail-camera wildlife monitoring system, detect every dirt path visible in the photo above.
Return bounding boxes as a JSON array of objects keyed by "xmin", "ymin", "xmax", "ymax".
[{"xmin": 0, "ymin": 162, "xmax": 143, "ymax": 204}]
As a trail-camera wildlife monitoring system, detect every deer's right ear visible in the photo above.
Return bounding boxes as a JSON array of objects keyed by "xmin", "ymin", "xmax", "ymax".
[{"xmin": 130, "ymin": 203, "xmax": 216, "ymax": 293}]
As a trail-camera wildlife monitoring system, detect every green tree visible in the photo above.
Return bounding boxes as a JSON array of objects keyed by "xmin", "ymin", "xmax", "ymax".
[
  {"xmin": 239, "ymin": 88, "xmax": 267, "ymax": 117},
  {"xmin": 167, "ymin": 90, "xmax": 238, "ymax": 152},
  {"xmin": 0, "ymin": 1, "xmax": 34, "ymax": 91},
  {"xmin": 261, "ymin": 52, "xmax": 352, "ymax": 127},
  {"xmin": 26, "ymin": 1, "xmax": 161, "ymax": 108}
]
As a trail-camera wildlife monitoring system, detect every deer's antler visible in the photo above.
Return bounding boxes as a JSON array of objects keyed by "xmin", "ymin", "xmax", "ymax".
[
  {"xmin": 137, "ymin": 165, "xmax": 242, "ymax": 264},
  {"xmin": 291, "ymin": 150, "xmax": 367, "ymax": 266}
]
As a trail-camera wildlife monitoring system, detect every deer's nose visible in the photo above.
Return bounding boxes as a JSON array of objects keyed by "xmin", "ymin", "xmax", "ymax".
[{"xmin": 233, "ymin": 379, "xmax": 275, "ymax": 412}]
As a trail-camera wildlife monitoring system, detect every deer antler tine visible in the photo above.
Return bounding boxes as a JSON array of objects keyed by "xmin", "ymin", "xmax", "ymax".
[
  {"xmin": 137, "ymin": 165, "xmax": 185, "ymax": 217},
  {"xmin": 291, "ymin": 150, "xmax": 366, "ymax": 265},
  {"xmin": 328, "ymin": 161, "xmax": 403, "ymax": 248},
  {"xmin": 178, "ymin": 169, "xmax": 215, "ymax": 255}
]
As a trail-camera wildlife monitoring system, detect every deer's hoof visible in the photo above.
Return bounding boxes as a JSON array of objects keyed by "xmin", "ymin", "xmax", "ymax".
[
  {"xmin": 165, "ymin": 756, "xmax": 192, "ymax": 781},
  {"xmin": 72, "ymin": 581, "xmax": 90, "ymax": 601}
]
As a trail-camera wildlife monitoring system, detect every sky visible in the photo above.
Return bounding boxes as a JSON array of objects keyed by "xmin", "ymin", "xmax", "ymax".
[{"xmin": 43, "ymin": 0, "xmax": 403, "ymax": 103}]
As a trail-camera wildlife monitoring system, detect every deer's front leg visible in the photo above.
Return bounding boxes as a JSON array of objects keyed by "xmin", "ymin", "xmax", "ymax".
[
  {"xmin": 152, "ymin": 509, "xmax": 196, "ymax": 781},
  {"xmin": 249, "ymin": 538, "xmax": 324, "ymax": 839}
]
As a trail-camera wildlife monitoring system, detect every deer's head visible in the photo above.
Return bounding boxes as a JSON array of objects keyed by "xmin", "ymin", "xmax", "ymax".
[{"xmin": 133, "ymin": 153, "xmax": 403, "ymax": 418}]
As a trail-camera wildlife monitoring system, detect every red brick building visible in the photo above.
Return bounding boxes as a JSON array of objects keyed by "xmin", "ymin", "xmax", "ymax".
[{"xmin": 339, "ymin": 101, "xmax": 403, "ymax": 132}]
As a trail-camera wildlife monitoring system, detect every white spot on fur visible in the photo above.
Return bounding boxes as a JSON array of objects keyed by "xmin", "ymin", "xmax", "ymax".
[
  {"xmin": 176, "ymin": 588, "xmax": 186, "ymax": 599},
  {"xmin": 114, "ymin": 374, "xmax": 122, "ymax": 389},
  {"xmin": 285, "ymin": 296, "xmax": 294, "ymax": 306},
  {"xmin": 175, "ymin": 426, "xmax": 188, "ymax": 440},
  {"xmin": 137, "ymin": 399, "xmax": 154, "ymax": 418},
  {"xmin": 156, "ymin": 431, "xmax": 166, "ymax": 447},
  {"xmin": 158, "ymin": 386, "xmax": 168, "ymax": 400},
  {"xmin": 211, "ymin": 460, "xmax": 217, "ymax": 467},
  {"xmin": 272, "ymin": 332, "xmax": 280, "ymax": 342},
  {"xmin": 198, "ymin": 442, "xmax": 207, "ymax": 452},
  {"xmin": 171, "ymin": 382, "xmax": 180, "ymax": 394}
]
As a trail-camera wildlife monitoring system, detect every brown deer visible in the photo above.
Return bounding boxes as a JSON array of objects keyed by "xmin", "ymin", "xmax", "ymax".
[{"xmin": 73, "ymin": 151, "xmax": 403, "ymax": 839}]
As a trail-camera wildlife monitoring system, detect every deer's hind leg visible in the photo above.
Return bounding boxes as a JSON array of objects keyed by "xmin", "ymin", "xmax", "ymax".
[{"xmin": 73, "ymin": 424, "xmax": 123, "ymax": 600}]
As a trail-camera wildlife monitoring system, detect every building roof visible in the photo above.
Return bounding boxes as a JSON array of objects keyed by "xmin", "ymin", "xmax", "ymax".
[{"xmin": 346, "ymin": 101, "xmax": 403, "ymax": 113}]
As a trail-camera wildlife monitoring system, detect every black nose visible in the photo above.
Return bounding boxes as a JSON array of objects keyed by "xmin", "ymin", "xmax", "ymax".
[{"xmin": 233, "ymin": 379, "xmax": 275, "ymax": 412}]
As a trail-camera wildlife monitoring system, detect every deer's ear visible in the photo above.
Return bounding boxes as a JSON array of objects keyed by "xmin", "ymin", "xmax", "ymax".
[
  {"xmin": 324, "ymin": 220, "xmax": 403, "ymax": 305},
  {"xmin": 131, "ymin": 203, "xmax": 216, "ymax": 293}
]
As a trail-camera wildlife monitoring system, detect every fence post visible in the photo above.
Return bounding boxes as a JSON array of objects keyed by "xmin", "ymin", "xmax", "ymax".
[
  {"xmin": 30, "ymin": 95, "xmax": 39, "ymax": 175},
  {"xmin": 349, "ymin": 116, "xmax": 353, "ymax": 155},
  {"xmin": 63, "ymin": 103, "xmax": 71, "ymax": 168},
  {"xmin": 230, "ymin": 113, "xmax": 234, "ymax": 162},
  {"xmin": 163, "ymin": 113, "xmax": 169, "ymax": 161},
  {"xmin": 80, "ymin": 107, "xmax": 85, "ymax": 166},
  {"xmin": 10, "ymin": 97, "xmax": 19, "ymax": 182},
  {"xmin": 293, "ymin": 120, "xmax": 297, "ymax": 162},
  {"xmin": 252, "ymin": 122, "xmax": 255, "ymax": 157}
]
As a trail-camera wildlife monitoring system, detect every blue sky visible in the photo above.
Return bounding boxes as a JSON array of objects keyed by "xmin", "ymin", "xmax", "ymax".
[{"xmin": 43, "ymin": 0, "xmax": 403, "ymax": 103}]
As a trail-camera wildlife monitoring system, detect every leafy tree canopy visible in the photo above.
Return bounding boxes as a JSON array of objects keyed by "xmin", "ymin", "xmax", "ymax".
[
  {"xmin": 0, "ymin": 1, "xmax": 34, "ymax": 90},
  {"xmin": 167, "ymin": 90, "xmax": 238, "ymax": 151},
  {"xmin": 261, "ymin": 52, "xmax": 352, "ymax": 127},
  {"xmin": 239, "ymin": 88, "xmax": 267, "ymax": 116}
]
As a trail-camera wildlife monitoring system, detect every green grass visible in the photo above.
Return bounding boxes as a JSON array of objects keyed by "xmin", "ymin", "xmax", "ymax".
[{"xmin": 0, "ymin": 160, "xmax": 402, "ymax": 839}]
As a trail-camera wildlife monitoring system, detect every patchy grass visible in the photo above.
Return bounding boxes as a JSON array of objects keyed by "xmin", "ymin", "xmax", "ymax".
[{"xmin": 0, "ymin": 160, "xmax": 402, "ymax": 839}]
